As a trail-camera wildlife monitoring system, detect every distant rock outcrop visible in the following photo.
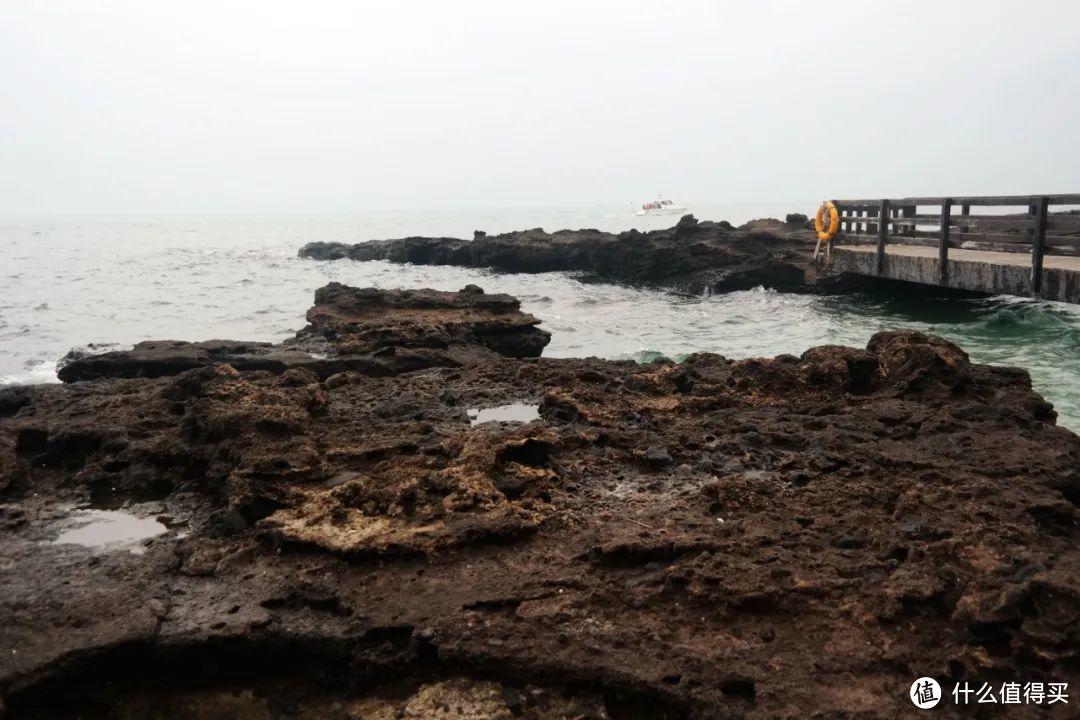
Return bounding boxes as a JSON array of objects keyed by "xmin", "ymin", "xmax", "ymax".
[{"xmin": 299, "ymin": 215, "xmax": 820, "ymax": 295}]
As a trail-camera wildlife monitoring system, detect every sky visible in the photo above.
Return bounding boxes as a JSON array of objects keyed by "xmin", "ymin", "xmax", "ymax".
[{"xmin": 1, "ymin": 0, "xmax": 1078, "ymax": 214}]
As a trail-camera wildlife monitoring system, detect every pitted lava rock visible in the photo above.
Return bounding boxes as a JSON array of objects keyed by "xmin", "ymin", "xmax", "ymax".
[
  {"xmin": 57, "ymin": 283, "xmax": 551, "ymax": 382},
  {"xmin": 1, "ymin": 285, "xmax": 1079, "ymax": 718},
  {"xmin": 298, "ymin": 216, "xmax": 827, "ymax": 295}
]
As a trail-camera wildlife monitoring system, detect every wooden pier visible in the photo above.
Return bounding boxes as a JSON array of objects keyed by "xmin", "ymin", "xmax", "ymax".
[{"xmin": 825, "ymin": 194, "xmax": 1080, "ymax": 302}]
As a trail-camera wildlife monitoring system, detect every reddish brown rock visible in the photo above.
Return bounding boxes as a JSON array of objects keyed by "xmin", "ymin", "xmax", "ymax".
[
  {"xmin": 56, "ymin": 283, "xmax": 550, "ymax": 382},
  {"xmin": 1, "ymin": 288, "xmax": 1078, "ymax": 719}
]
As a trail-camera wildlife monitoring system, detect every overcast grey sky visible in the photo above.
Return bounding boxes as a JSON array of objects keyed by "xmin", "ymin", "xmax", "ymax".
[{"xmin": 1, "ymin": 1, "xmax": 1078, "ymax": 214}]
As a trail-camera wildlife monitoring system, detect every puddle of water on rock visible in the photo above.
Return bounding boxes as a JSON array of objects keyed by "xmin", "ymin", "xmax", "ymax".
[
  {"xmin": 468, "ymin": 403, "xmax": 541, "ymax": 425},
  {"xmin": 51, "ymin": 509, "xmax": 167, "ymax": 554},
  {"xmin": 90, "ymin": 480, "xmax": 171, "ymax": 510}
]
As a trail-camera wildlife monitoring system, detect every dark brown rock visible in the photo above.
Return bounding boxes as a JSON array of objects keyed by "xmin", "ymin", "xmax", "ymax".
[
  {"xmin": 299, "ymin": 217, "xmax": 818, "ymax": 295},
  {"xmin": 2, "ymin": 287, "xmax": 1079, "ymax": 718},
  {"xmin": 57, "ymin": 283, "xmax": 550, "ymax": 382}
]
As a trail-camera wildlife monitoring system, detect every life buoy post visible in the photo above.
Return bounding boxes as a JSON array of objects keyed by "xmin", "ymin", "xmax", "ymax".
[{"xmin": 813, "ymin": 201, "xmax": 841, "ymax": 261}]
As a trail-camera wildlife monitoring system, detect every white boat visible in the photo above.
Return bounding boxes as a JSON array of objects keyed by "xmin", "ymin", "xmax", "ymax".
[{"xmin": 635, "ymin": 195, "xmax": 687, "ymax": 216}]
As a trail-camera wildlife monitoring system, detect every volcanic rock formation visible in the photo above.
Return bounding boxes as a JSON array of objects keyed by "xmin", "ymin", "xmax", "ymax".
[
  {"xmin": 57, "ymin": 283, "xmax": 550, "ymax": 382},
  {"xmin": 1, "ymin": 284, "xmax": 1078, "ymax": 718},
  {"xmin": 299, "ymin": 216, "xmax": 824, "ymax": 295}
]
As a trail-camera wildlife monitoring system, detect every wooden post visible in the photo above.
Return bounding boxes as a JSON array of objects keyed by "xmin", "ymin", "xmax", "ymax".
[
  {"xmin": 876, "ymin": 199, "xmax": 890, "ymax": 275},
  {"xmin": 903, "ymin": 205, "xmax": 916, "ymax": 239},
  {"xmin": 938, "ymin": 199, "xmax": 951, "ymax": 285},
  {"xmin": 1030, "ymin": 196, "xmax": 1050, "ymax": 294},
  {"xmin": 960, "ymin": 203, "xmax": 970, "ymax": 233}
]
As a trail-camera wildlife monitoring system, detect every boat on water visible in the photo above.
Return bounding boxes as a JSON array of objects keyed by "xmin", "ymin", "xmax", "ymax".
[{"xmin": 635, "ymin": 195, "xmax": 688, "ymax": 216}]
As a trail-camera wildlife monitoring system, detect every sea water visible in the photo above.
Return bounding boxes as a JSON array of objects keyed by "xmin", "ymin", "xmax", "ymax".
[{"xmin": 3, "ymin": 202, "xmax": 1080, "ymax": 429}]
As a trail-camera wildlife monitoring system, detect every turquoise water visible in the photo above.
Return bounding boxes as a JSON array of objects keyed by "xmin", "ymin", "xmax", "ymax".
[{"xmin": 2, "ymin": 205, "xmax": 1080, "ymax": 429}]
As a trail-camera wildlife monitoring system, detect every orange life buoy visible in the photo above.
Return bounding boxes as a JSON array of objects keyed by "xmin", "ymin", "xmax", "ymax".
[{"xmin": 815, "ymin": 201, "xmax": 840, "ymax": 243}]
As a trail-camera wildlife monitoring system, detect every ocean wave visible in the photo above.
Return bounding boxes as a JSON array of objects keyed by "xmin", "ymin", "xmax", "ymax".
[{"xmin": 1, "ymin": 364, "xmax": 60, "ymax": 386}]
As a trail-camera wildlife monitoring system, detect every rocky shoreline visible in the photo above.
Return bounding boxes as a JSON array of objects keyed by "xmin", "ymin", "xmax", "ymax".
[
  {"xmin": 2, "ymin": 281, "xmax": 1078, "ymax": 718},
  {"xmin": 298, "ymin": 215, "xmax": 836, "ymax": 296}
]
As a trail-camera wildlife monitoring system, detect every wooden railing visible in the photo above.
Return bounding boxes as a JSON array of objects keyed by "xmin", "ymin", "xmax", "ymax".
[{"xmin": 830, "ymin": 194, "xmax": 1080, "ymax": 291}]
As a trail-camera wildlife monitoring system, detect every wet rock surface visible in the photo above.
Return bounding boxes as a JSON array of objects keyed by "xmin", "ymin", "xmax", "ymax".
[
  {"xmin": 57, "ymin": 283, "xmax": 550, "ymax": 383},
  {"xmin": 2, "ymin": 285, "xmax": 1080, "ymax": 718},
  {"xmin": 298, "ymin": 216, "xmax": 827, "ymax": 295}
]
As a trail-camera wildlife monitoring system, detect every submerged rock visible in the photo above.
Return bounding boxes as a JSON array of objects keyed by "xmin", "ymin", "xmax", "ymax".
[{"xmin": 2, "ymin": 285, "xmax": 1079, "ymax": 717}]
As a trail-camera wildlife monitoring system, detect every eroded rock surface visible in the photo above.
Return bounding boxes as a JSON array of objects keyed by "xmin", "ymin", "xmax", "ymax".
[
  {"xmin": 57, "ymin": 283, "xmax": 550, "ymax": 382},
  {"xmin": 299, "ymin": 216, "xmax": 824, "ymax": 295},
  {"xmin": 2, "ymin": 286, "xmax": 1079, "ymax": 718}
]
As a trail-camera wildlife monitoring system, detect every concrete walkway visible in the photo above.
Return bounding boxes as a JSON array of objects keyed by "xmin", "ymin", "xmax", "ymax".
[{"xmin": 830, "ymin": 244, "xmax": 1080, "ymax": 302}]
